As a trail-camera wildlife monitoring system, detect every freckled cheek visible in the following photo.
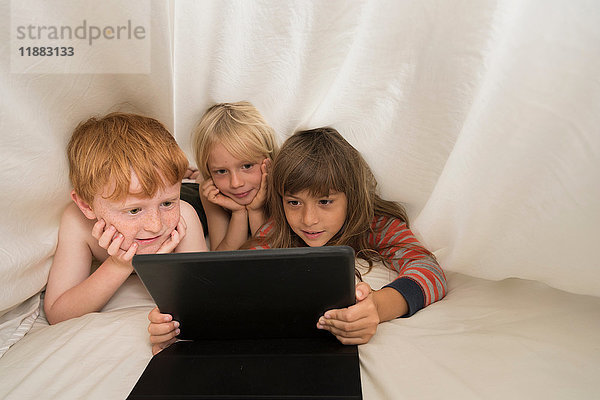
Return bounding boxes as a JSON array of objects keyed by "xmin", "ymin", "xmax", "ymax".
[
  {"xmin": 94, "ymin": 209, "xmax": 139, "ymax": 247},
  {"xmin": 163, "ymin": 207, "xmax": 180, "ymax": 233}
]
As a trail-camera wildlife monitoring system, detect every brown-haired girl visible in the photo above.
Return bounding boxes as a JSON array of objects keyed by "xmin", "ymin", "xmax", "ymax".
[{"xmin": 252, "ymin": 127, "xmax": 447, "ymax": 344}]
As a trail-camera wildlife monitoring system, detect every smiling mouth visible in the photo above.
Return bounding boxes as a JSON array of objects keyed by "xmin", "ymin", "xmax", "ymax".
[
  {"xmin": 302, "ymin": 230, "xmax": 324, "ymax": 238},
  {"xmin": 232, "ymin": 190, "xmax": 252, "ymax": 198},
  {"xmin": 135, "ymin": 235, "xmax": 161, "ymax": 245}
]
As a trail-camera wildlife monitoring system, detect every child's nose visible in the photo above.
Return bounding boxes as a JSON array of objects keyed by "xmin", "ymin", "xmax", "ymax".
[
  {"xmin": 229, "ymin": 172, "xmax": 243, "ymax": 188},
  {"xmin": 301, "ymin": 204, "xmax": 319, "ymax": 226},
  {"xmin": 144, "ymin": 209, "xmax": 162, "ymax": 233}
]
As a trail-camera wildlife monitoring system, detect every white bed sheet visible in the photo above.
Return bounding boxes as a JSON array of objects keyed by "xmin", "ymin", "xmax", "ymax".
[{"xmin": 1, "ymin": 264, "xmax": 598, "ymax": 400}]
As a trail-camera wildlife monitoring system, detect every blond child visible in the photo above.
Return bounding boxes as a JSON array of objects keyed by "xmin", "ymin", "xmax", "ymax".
[
  {"xmin": 191, "ymin": 101, "xmax": 278, "ymax": 251},
  {"xmin": 44, "ymin": 113, "xmax": 207, "ymax": 325},
  {"xmin": 146, "ymin": 102, "xmax": 277, "ymax": 354}
]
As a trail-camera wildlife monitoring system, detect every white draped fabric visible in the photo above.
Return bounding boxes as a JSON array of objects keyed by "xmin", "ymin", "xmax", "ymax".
[{"xmin": 0, "ymin": 1, "xmax": 599, "ymax": 397}]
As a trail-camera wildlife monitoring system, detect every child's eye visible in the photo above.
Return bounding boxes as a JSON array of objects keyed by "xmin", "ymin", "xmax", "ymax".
[
  {"xmin": 319, "ymin": 199, "xmax": 333, "ymax": 205},
  {"xmin": 213, "ymin": 169, "xmax": 227, "ymax": 175},
  {"xmin": 128, "ymin": 208, "xmax": 141, "ymax": 215},
  {"xmin": 161, "ymin": 201, "xmax": 174, "ymax": 207},
  {"xmin": 241, "ymin": 163, "xmax": 254, "ymax": 170},
  {"xmin": 286, "ymin": 200, "xmax": 301, "ymax": 206}
]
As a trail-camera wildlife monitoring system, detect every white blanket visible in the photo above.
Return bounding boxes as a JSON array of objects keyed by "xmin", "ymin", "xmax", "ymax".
[{"xmin": 1, "ymin": 265, "xmax": 599, "ymax": 399}]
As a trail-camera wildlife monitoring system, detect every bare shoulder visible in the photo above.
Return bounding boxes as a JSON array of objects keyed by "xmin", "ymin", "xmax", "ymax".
[
  {"xmin": 58, "ymin": 202, "xmax": 95, "ymax": 246},
  {"xmin": 178, "ymin": 200, "xmax": 207, "ymax": 252},
  {"xmin": 60, "ymin": 203, "xmax": 93, "ymax": 232},
  {"xmin": 180, "ymin": 200, "xmax": 201, "ymax": 223}
]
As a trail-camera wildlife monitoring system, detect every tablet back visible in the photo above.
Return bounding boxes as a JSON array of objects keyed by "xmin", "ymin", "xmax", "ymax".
[
  {"xmin": 132, "ymin": 246, "xmax": 356, "ymax": 340},
  {"xmin": 130, "ymin": 246, "xmax": 362, "ymax": 400}
]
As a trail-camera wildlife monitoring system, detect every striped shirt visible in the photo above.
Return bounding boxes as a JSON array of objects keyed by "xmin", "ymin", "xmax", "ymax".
[
  {"xmin": 370, "ymin": 215, "xmax": 446, "ymax": 316},
  {"xmin": 255, "ymin": 215, "xmax": 447, "ymax": 317}
]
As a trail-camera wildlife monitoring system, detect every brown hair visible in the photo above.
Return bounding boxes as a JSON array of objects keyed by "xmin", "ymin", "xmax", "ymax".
[
  {"xmin": 192, "ymin": 101, "xmax": 278, "ymax": 180},
  {"xmin": 258, "ymin": 127, "xmax": 428, "ymax": 270},
  {"xmin": 67, "ymin": 112, "xmax": 188, "ymax": 204}
]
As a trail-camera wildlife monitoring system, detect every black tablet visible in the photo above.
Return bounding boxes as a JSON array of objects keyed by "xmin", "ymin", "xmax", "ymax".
[{"xmin": 132, "ymin": 246, "xmax": 356, "ymax": 340}]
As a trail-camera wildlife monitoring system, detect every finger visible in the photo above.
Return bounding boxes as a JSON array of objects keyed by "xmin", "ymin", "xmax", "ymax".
[
  {"xmin": 97, "ymin": 225, "xmax": 117, "ymax": 248},
  {"xmin": 318, "ymin": 315, "xmax": 363, "ymax": 334},
  {"xmin": 106, "ymin": 232, "xmax": 125, "ymax": 256},
  {"xmin": 148, "ymin": 320, "xmax": 180, "ymax": 336},
  {"xmin": 149, "ymin": 328, "xmax": 180, "ymax": 345},
  {"xmin": 208, "ymin": 188, "xmax": 220, "ymax": 200},
  {"xmin": 148, "ymin": 306, "xmax": 161, "ymax": 322},
  {"xmin": 175, "ymin": 223, "xmax": 186, "ymax": 242},
  {"xmin": 322, "ymin": 303, "xmax": 375, "ymax": 327},
  {"xmin": 148, "ymin": 307, "xmax": 172, "ymax": 323},
  {"xmin": 203, "ymin": 187, "xmax": 220, "ymax": 202},
  {"xmin": 200, "ymin": 178, "xmax": 215, "ymax": 191},
  {"xmin": 184, "ymin": 166, "xmax": 199, "ymax": 179},
  {"xmin": 91, "ymin": 219, "xmax": 106, "ymax": 240},
  {"xmin": 178, "ymin": 216, "xmax": 187, "ymax": 234},
  {"xmin": 201, "ymin": 185, "xmax": 212, "ymax": 198},
  {"xmin": 316, "ymin": 319, "xmax": 374, "ymax": 345},
  {"xmin": 179, "ymin": 214, "xmax": 187, "ymax": 230},
  {"xmin": 260, "ymin": 165, "xmax": 268, "ymax": 185},
  {"xmin": 318, "ymin": 317, "xmax": 377, "ymax": 344},
  {"xmin": 323, "ymin": 307, "xmax": 355, "ymax": 321},
  {"xmin": 158, "ymin": 230, "xmax": 179, "ymax": 254},
  {"xmin": 318, "ymin": 316, "xmax": 372, "ymax": 334},
  {"xmin": 123, "ymin": 242, "xmax": 138, "ymax": 260},
  {"xmin": 355, "ymin": 282, "xmax": 372, "ymax": 301},
  {"xmin": 260, "ymin": 159, "xmax": 268, "ymax": 174}
]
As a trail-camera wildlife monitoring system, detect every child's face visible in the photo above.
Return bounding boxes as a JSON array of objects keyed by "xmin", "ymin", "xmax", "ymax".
[
  {"xmin": 91, "ymin": 172, "xmax": 181, "ymax": 254},
  {"xmin": 282, "ymin": 189, "xmax": 348, "ymax": 247},
  {"xmin": 207, "ymin": 143, "xmax": 264, "ymax": 206}
]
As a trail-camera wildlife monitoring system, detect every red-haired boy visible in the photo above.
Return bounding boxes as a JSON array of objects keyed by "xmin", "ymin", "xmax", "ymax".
[{"xmin": 45, "ymin": 113, "xmax": 207, "ymax": 324}]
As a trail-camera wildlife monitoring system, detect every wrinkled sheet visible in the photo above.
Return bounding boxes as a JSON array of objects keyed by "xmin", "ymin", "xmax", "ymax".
[{"xmin": 1, "ymin": 267, "xmax": 599, "ymax": 399}]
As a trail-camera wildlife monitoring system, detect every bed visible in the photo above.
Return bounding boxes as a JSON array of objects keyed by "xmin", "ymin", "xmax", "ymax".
[
  {"xmin": 2, "ymin": 266, "xmax": 599, "ymax": 399},
  {"xmin": 1, "ymin": 0, "xmax": 599, "ymax": 399}
]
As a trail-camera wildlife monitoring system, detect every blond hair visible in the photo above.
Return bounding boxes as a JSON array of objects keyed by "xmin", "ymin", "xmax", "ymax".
[
  {"xmin": 192, "ymin": 101, "xmax": 278, "ymax": 179},
  {"xmin": 67, "ymin": 112, "xmax": 188, "ymax": 204}
]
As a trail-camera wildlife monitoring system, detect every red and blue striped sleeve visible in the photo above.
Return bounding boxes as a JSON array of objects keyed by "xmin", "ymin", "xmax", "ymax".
[
  {"xmin": 369, "ymin": 216, "xmax": 447, "ymax": 316},
  {"xmin": 250, "ymin": 221, "xmax": 274, "ymax": 249}
]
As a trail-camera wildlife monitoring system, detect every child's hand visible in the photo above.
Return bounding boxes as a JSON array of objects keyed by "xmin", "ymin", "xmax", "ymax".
[
  {"xmin": 316, "ymin": 282, "xmax": 380, "ymax": 345},
  {"xmin": 156, "ymin": 215, "xmax": 187, "ymax": 254},
  {"xmin": 184, "ymin": 166, "xmax": 200, "ymax": 181},
  {"xmin": 92, "ymin": 219, "xmax": 137, "ymax": 269},
  {"xmin": 148, "ymin": 306, "xmax": 180, "ymax": 355},
  {"xmin": 246, "ymin": 158, "xmax": 270, "ymax": 211},
  {"xmin": 200, "ymin": 178, "xmax": 245, "ymax": 211}
]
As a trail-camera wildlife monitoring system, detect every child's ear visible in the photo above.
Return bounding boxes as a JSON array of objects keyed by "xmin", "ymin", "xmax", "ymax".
[{"xmin": 71, "ymin": 190, "xmax": 97, "ymax": 220}]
